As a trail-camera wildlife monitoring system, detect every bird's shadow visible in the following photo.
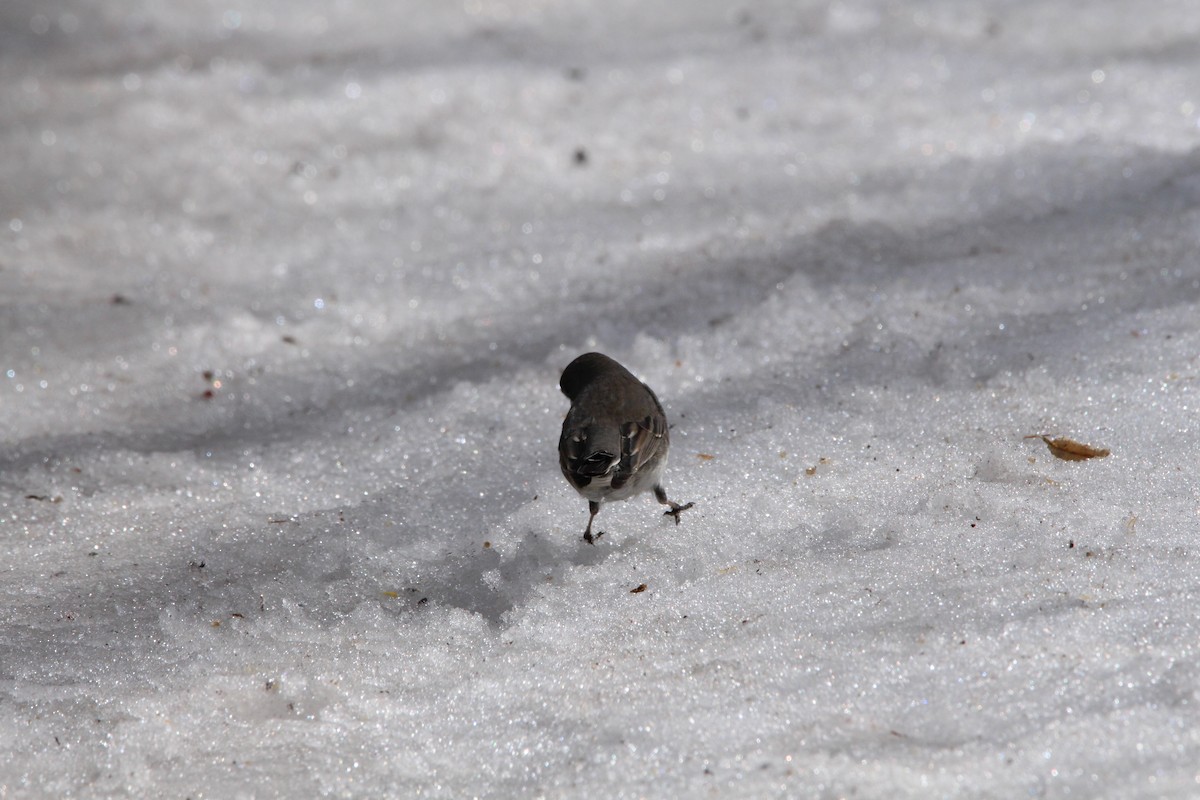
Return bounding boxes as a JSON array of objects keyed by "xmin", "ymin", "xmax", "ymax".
[{"xmin": 418, "ymin": 529, "xmax": 627, "ymax": 626}]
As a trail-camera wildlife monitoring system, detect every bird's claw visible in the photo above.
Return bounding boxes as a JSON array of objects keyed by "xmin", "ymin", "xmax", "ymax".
[{"xmin": 662, "ymin": 502, "xmax": 695, "ymax": 525}]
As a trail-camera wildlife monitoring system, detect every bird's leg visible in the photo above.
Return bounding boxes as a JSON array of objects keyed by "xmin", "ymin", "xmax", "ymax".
[
  {"xmin": 582, "ymin": 500, "xmax": 604, "ymax": 544},
  {"xmin": 654, "ymin": 485, "xmax": 695, "ymax": 525}
]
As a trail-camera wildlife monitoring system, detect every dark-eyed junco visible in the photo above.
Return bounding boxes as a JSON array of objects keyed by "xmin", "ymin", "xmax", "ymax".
[{"xmin": 558, "ymin": 352, "xmax": 694, "ymax": 543}]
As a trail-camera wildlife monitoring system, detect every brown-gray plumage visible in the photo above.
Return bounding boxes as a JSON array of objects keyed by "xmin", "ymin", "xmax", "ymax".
[{"xmin": 558, "ymin": 352, "xmax": 694, "ymax": 543}]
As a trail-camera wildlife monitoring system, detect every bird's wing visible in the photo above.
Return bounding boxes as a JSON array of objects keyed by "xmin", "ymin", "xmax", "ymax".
[
  {"xmin": 559, "ymin": 418, "xmax": 618, "ymax": 489},
  {"xmin": 610, "ymin": 414, "xmax": 666, "ymax": 491}
]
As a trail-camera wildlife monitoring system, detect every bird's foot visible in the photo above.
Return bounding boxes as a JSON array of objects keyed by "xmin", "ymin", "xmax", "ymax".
[
  {"xmin": 662, "ymin": 501, "xmax": 695, "ymax": 525},
  {"xmin": 583, "ymin": 529, "xmax": 606, "ymax": 545},
  {"xmin": 654, "ymin": 484, "xmax": 695, "ymax": 525}
]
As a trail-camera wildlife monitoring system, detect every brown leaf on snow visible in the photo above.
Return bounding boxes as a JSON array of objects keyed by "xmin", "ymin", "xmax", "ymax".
[{"xmin": 1025, "ymin": 434, "xmax": 1110, "ymax": 461}]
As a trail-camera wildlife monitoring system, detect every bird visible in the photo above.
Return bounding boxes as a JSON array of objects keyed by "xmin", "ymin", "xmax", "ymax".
[{"xmin": 558, "ymin": 352, "xmax": 694, "ymax": 543}]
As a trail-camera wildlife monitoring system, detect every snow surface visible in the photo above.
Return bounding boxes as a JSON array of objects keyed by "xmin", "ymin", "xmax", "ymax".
[{"xmin": 3, "ymin": 0, "xmax": 1200, "ymax": 797}]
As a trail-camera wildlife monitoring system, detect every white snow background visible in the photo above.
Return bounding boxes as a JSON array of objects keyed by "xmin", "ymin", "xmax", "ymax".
[{"xmin": 3, "ymin": 0, "xmax": 1200, "ymax": 797}]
